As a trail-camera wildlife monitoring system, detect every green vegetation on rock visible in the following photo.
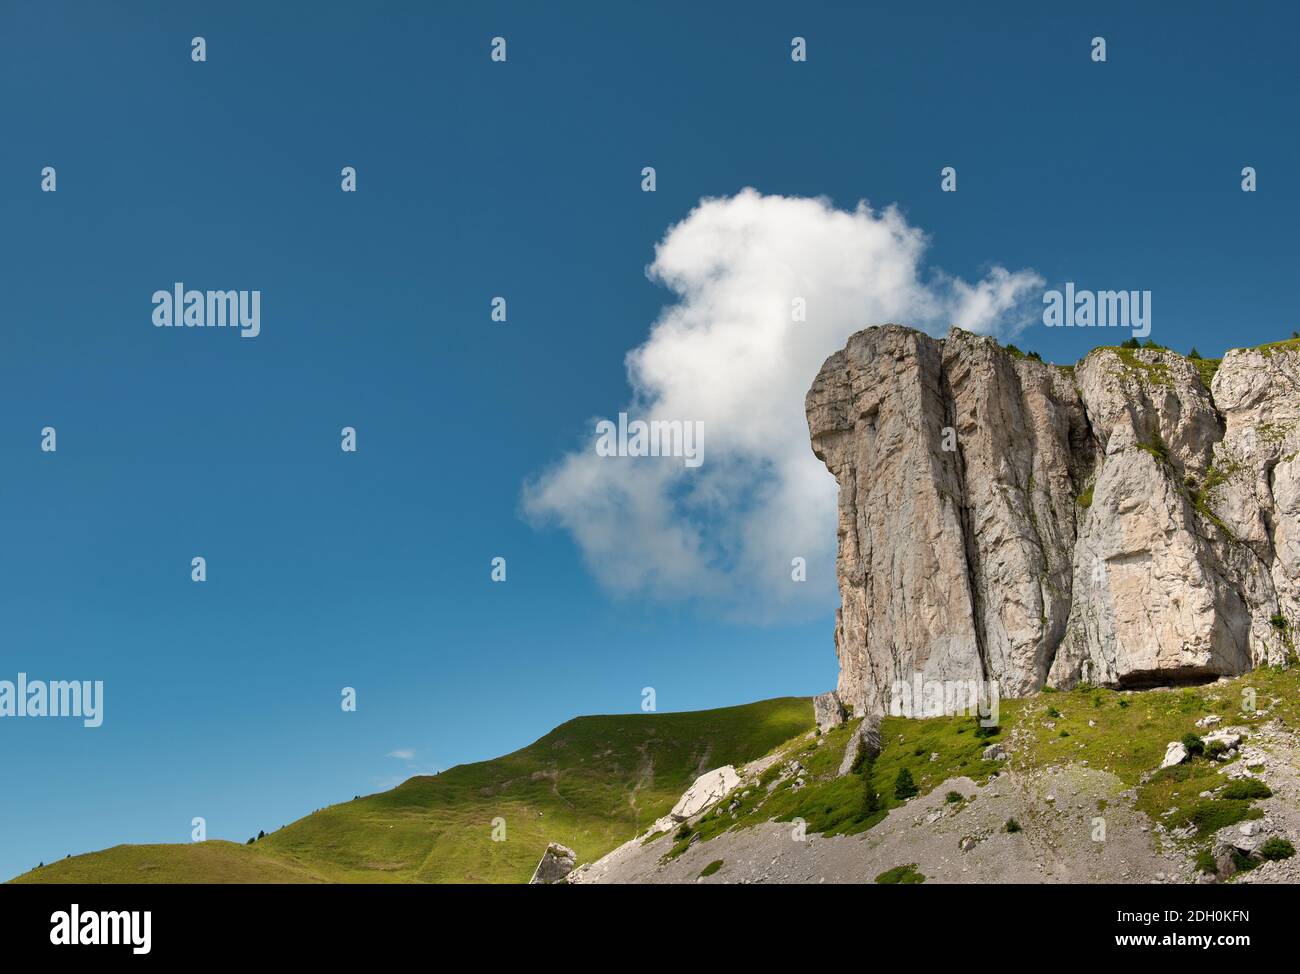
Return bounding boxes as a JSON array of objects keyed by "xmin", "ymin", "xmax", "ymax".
[
  {"xmin": 875, "ymin": 863, "xmax": 925, "ymax": 884},
  {"xmin": 1260, "ymin": 837, "xmax": 1295, "ymax": 861}
]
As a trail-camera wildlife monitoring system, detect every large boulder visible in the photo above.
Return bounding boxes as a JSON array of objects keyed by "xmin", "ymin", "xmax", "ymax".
[
  {"xmin": 670, "ymin": 766, "xmax": 741, "ymax": 821},
  {"xmin": 813, "ymin": 692, "xmax": 846, "ymax": 732},
  {"xmin": 1160, "ymin": 741, "xmax": 1189, "ymax": 769},
  {"xmin": 837, "ymin": 716, "xmax": 883, "ymax": 776},
  {"xmin": 528, "ymin": 842, "xmax": 577, "ymax": 884}
]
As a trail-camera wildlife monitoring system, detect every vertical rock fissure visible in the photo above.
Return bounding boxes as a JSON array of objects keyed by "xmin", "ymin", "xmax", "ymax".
[{"xmin": 940, "ymin": 349, "xmax": 992, "ymax": 682}]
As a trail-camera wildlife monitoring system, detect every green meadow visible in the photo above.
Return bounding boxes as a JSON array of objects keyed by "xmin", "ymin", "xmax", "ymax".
[{"xmin": 11, "ymin": 697, "xmax": 812, "ymax": 884}]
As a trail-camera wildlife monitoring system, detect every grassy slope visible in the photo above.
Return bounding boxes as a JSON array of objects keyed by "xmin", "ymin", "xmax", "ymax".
[
  {"xmin": 673, "ymin": 667, "xmax": 1300, "ymax": 871},
  {"xmin": 17, "ymin": 666, "xmax": 1299, "ymax": 884},
  {"xmin": 10, "ymin": 697, "xmax": 812, "ymax": 885},
  {"xmin": 9, "ymin": 841, "xmax": 331, "ymax": 884}
]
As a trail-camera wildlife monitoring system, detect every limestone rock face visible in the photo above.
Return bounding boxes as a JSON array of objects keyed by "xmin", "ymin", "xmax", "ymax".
[{"xmin": 808, "ymin": 326, "xmax": 1300, "ymax": 714}]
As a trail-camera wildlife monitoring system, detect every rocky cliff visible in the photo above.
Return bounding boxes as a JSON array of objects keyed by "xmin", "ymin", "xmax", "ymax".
[{"xmin": 807, "ymin": 325, "xmax": 1300, "ymax": 716}]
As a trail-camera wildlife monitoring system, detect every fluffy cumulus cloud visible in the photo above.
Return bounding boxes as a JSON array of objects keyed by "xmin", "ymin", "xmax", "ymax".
[{"xmin": 522, "ymin": 189, "xmax": 1042, "ymax": 618}]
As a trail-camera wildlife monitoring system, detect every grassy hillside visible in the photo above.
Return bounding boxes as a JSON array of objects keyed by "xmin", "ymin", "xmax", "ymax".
[
  {"xmin": 9, "ymin": 841, "xmax": 332, "ymax": 884},
  {"xmin": 22, "ymin": 667, "xmax": 1296, "ymax": 885},
  {"xmin": 669, "ymin": 667, "xmax": 1300, "ymax": 878},
  {"xmin": 10, "ymin": 696, "xmax": 813, "ymax": 884}
]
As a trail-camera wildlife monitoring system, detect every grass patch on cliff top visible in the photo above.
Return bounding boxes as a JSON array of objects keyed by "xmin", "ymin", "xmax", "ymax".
[
  {"xmin": 1099, "ymin": 346, "xmax": 1174, "ymax": 387},
  {"xmin": 1254, "ymin": 336, "xmax": 1300, "ymax": 357}
]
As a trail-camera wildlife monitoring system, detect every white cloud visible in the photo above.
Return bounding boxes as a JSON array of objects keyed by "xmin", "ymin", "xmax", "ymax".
[
  {"xmin": 387, "ymin": 749, "xmax": 415, "ymax": 760},
  {"xmin": 522, "ymin": 188, "xmax": 1042, "ymax": 618}
]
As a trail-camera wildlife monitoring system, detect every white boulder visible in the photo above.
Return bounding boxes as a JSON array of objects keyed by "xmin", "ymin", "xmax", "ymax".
[
  {"xmin": 1160, "ymin": 741, "xmax": 1189, "ymax": 769},
  {"xmin": 670, "ymin": 766, "xmax": 741, "ymax": 822}
]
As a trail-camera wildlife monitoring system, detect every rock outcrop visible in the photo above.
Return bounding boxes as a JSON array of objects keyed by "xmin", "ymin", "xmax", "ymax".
[
  {"xmin": 813, "ymin": 692, "xmax": 846, "ymax": 732},
  {"xmin": 669, "ymin": 766, "xmax": 741, "ymax": 821},
  {"xmin": 528, "ymin": 842, "xmax": 577, "ymax": 884},
  {"xmin": 808, "ymin": 326, "xmax": 1300, "ymax": 715},
  {"xmin": 836, "ymin": 715, "xmax": 883, "ymax": 776}
]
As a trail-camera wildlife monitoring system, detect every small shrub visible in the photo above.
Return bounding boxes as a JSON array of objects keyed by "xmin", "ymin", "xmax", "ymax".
[
  {"xmin": 1150, "ymin": 764, "xmax": 1194, "ymax": 784},
  {"xmin": 1222, "ymin": 779, "xmax": 1271, "ymax": 800},
  {"xmin": 1118, "ymin": 699, "xmax": 1130, "ymax": 709},
  {"xmin": 1004, "ymin": 818, "xmax": 1021, "ymax": 833},
  {"xmin": 1231, "ymin": 849, "xmax": 1258, "ymax": 873},
  {"xmin": 1187, "ymin": 800, "xmax": 1260, "ymax": 836},
  {"xmin": 859, "ymin": 758, "xmax": 881, "ymax": 819},
  {"xmin": 875, "ymin": 863, "xmax": 925, "ymax": 884},
  {"xmin": 849, "ymin": 737, "xmax": 871, "ymax": 775},
  {"xmin": 674, "ymin": 823, "xmax": 693, "ymax": 841},
  {"xmin": 893, "ymin": 768, "xmax": 919, "ymax": 801},
  {"xmin": 1205, "ymin": 740, "xmax": 1228, "ymax": 759},
  {"xmin": 1194, "ymin": 849, "xmax": 1217, "ymax": 874},
  {"xmin": 1181, "ymin": 733, "xmax": 1205, "ymax": 757},
  {"xmin": 945, "ymin": 791, "xmax": 964, "ymax": 804},
  {"xmin": 1143, "ymin": 434, "xmax": 1171, "ymax": 465},
  {"xmin": 663, "ymin": 837, "xmax": 694, "ymax": 861},
  {"xmin": 1046, "ymin": 706, "xmax": 1062, "ymax": 719},
  {"xmin": 699, "ymin": 859, "xmax": 724, "ymax": 877},
  {"xmin": 1059, "ymin": 730, "xmax": 1070, "ymax": 738},
  {"xmin": 1260, "ymin": 838, "xmax": 1295, "ymax": 861}
]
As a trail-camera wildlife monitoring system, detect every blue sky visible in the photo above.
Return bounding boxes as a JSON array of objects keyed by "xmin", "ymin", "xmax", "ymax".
[{"xmin": 2, "ymin": 1, "xmax": 1298, "ymax": 880}]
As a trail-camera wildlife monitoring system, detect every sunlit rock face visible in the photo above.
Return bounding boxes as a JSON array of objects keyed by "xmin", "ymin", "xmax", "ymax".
[{"xmin": 807, "ymin": 325, "xmax": 1297, "ymax": 715}]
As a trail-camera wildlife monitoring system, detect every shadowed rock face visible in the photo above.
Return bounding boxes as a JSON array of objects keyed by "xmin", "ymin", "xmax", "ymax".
[{"xmin": 807, "ymin": 325, "xmax": 1299, "ymax": 715}]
